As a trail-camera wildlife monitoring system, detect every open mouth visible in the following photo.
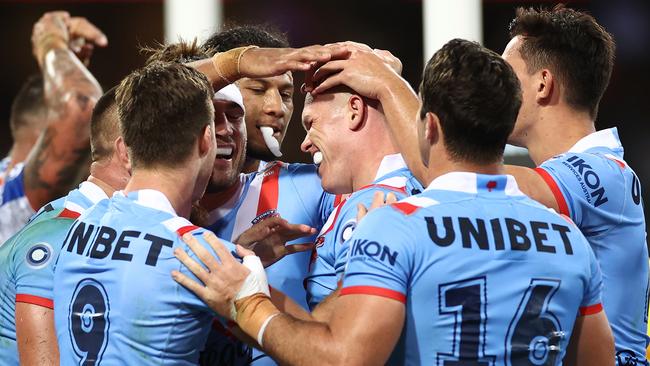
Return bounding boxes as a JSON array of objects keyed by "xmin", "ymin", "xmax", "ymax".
[{"xmin": 216, "ymin": 146, "xmax": 234, "ymax": 160}]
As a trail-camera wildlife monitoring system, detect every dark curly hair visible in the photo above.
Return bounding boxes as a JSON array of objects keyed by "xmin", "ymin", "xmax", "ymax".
[
  {"xmin": 509, "ymin": 5, "xmax": 615, "ymax": 118},
  {"xmin": 201, "ymin": 24, "xmax": 289, "ymax": 55},
  {"xmin": 420, "ymin": 39, "xmax": 522, "ymax": 164}
]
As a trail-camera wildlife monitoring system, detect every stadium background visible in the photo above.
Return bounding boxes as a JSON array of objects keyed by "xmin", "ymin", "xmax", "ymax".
[{"xmin": 1, "ymin": 0, "xmax": 648, "ymax": 228}]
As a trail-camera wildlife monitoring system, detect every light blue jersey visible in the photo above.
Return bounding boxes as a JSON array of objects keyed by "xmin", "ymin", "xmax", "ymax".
[
  {"xmin": 203, "ymin": 161, "xmax": 335, "ymax": 365},
  {"xmin": 0, "ymin": 160, "xmax": 35, "ymax": 244},
  {"xmin": 0, "ymin": 181, "xmax": 106, "ymax": 365},
  {"xmin": 535, "ymin": 128, "xmax": 648, "ymax": 363},
  {"xmin": 53, "ymin": 189, "xmax": 236, "ymax": 365},
  {"xmin": 305, "ymin": 154, "xmax": 423, "ymax": 309},
  {"xmin": 342, "ymin": 172, "xmax": 603, "ymax": 365}
]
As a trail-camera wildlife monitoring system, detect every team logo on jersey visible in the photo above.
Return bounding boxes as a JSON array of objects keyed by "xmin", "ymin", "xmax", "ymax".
[
  {"xmin": 349, "ymin": 239, "xmax": 398, "ymax": 266},
  {"xmin": 564, "ymin": 155, "xmax": 609, "ymax": 207},
  {"xmin": 25, "ymin": 242, "xmax": 53, "ymax": 269},
  {"xmin": 616, "ymin": 350, "xmax": 643, "ymax": 366},
  {"xmin": 339, "ymin": 220, "xmax": 356, "ymax": 244}
]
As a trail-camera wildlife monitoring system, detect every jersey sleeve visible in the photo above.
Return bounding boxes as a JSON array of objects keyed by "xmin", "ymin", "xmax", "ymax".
[
  {"xmin": 12, "ymin": 219, "xmax": 70, "ymax": 309},
  {"xmin": 176, "ymin": 228, "xmax": 239, "ymax": 313},
  {"xmin": 340, "ymin": 206, "xmax": 414, "ymax": 304},
  {"xmin": 333, "ymin": 188, "xmax": 409, "ymax": 279},
  {"xmin": 536, "ymin": 152, "xmax": 623, "ymax": 228},
  {"xmin": 579, "ymin": 241, "xmax": 604, "ymax": 316}
]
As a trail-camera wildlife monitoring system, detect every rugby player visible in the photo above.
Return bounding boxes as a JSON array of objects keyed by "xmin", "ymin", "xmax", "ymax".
[
  {"xmin": 174, "ymin": 38, "xmax": 615, "ymax": 366},
  {"xmin": 0, "ymin": 87, "xmax": 128, "ymax": 365},
  {"xmin": 202, "ymin": 25, "xmax": 293, "ymax": 174},
  {"xmin": 52, "ymin": 45, "xmax": 348, "ymax": 364},
  {"xmin": 301, "ymin": 86, "xmax": 423, "ymax": 309},
  {"xmin": 503, "ymin": 9, "xmax": 648, "ymax": 362},
  {"xmin": 199, "ymin": 32, "xmax": 417, "ymax": 364},
  {"xmin": 310, "ymin": 6, "xmax": 647, "ymax": 363},
  {"xmin": 0, "ymin": 11, "xmax": 106, "ymax": 242},
  {"xmin": 144, "ymin": 39, "xmax": 326, "ymax": 365}
]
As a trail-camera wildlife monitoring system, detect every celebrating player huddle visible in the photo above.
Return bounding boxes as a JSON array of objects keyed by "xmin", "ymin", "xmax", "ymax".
[{"xmin": 0, "ymin": 4, "xmax": 647, "ymax": 366}]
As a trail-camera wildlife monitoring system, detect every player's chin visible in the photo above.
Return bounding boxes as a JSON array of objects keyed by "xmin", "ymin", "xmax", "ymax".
[
  {"xmin": 212, "ymin": 157, "xmax": 233, "ymax": 171},
  {"xmin": 248, "ymin": 144, "xmax": 279, "ymax": 162}
]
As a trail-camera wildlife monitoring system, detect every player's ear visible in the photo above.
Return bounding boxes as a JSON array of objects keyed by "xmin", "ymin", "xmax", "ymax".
[
  {"xmin": 347, "ymin": 94, "xmax": 366, "ymax": 131},
  {"xmin": 535, "ymin": 69, "xmax": 554, "ymax": 103},
  {"xmin": 114, "ymin": 136, "xmax": 131, "ymax": 172},
  {"xmin": 424, "ymin": 111, "xmax": 440, "ymax": 145},
  {"xmin": 198, "ymin": 123, "xmax": 214, "ymax": 158}
]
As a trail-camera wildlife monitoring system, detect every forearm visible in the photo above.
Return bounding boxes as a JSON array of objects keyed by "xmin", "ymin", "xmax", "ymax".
[
  {"xmin": 269, "ymin": 287, "xmax": 314, "ymax": 321},
  {"xmin": 187, "ymin": 46, "xmax": 256, "ymax": 91},
  {"xmin": 186, "ymin": 57, "xmax": 231, "ymax": 91},
  {"xmin": 23, "ymin": 47, "xmax": 97, "ymax": 207},
  {"xmin": 377, "ymin": 76, "xmax": 428, "ymax": 184},
  {"xmin": 262, "ymin": 313, "xmax": 345, "ymax": 366},
  {"xmin": 42, "ymin": 47, "xmax": 102, "ymax": 112},
  {"xmin": 311, "ymin": 287, "xmax": 340, "ymax": 322}
]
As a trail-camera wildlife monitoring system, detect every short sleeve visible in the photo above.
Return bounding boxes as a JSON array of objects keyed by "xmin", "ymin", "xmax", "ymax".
[
  {"xmin": 536, "ymin": 152, "xmax": 623, "ymax": 228},
  {"xmin": 177, "ymin": 229, "xmax": 238, "ymax": 312},
  {"xmin": 13, "ymin": 219, "xmax": 71, "ymax": 309},
  {"xmin": 334, "ymin": 188, "xmax": 410, "ymax": 279},
  {"xmin": 579, "ymin": 242, "xmax": 604, "ymax": 316},
  {"xmin": 341, "ymin": 206, "xmax": 414, "ymax": 304}
]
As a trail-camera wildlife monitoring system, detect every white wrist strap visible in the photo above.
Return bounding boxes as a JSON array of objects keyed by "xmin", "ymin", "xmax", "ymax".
[
  {"xmin": 230, "ymin": 255, "xmax": 270, "ymax": 319},
  {"xmin": 257, "ymin": 313, "xmax": 281, "ymax": 347}
]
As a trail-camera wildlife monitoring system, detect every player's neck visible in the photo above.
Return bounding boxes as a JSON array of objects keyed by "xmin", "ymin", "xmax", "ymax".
[
  {"xmin": 351, "ymin": 151, "xmax": 395, "ymax": 192},
  {"xmin": 88, "ymin": 159, "xmax": 128, "ymax": 196},
  {"xmin": 124, "ymin": 168, "xmax": 197, "ymax": 219},
  {"xmin": 200, "ymin": 179, "xmax": 242, "ymax": 212},
  {"xmin": 8, "ymin": 141, "xmax": 34, "ymax": 167},
  {"xmin": 425, "ymin": 152, "xmax": 504, "ymax": 184},
  {"xmin": 525, "ymin": 108, "xmax": 595, "ymax": 166},
  {"xmin": 243, "ymin": 158, "xmax": 260, "ymax": 174}
]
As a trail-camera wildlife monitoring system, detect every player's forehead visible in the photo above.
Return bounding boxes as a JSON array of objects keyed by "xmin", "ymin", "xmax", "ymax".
[{"xmin": 240, "ymin": 72, "xmax": 294, "ymax": 89}]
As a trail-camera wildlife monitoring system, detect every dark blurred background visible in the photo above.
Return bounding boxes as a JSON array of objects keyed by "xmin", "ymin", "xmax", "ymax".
[{"xmin": 1, "ymin": 0, "xmax": 648, "ymax": 223}]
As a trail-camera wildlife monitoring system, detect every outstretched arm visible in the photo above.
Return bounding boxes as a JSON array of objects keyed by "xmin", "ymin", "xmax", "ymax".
[
  {"xmin": 188, "ymin": 44, "xmax": 349, "ymax": 93},
  {"xmin": 24, "ymin": 11, "xmax": 105, "ymax": 209},
  {"xmin": 172, "ymin": 233, "xmax": 404, "ymax": 366}
]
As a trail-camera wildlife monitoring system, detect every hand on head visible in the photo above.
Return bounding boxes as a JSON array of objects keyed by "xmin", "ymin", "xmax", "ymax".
[{"xmin": 301, "ymin": 42, "xmax": 404, "ymax": 99}]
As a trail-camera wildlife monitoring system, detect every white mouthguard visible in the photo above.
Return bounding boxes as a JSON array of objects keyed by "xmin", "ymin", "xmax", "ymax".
[
  {"xmin": 260, "ymin": 126, "xmax": 282, "ymax": 157},
  {"xmin": 313, "ymin": 151, "xmax": 323, "ymax": 165}
]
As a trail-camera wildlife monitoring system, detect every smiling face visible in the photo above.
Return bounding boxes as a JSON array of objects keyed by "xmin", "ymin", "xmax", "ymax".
[
  {"xmin": 206, "ymin": 98, "xmax": 247, "ymax": 193},
  {"xmin": 236, "ymin": 72, "xmax": 294, "ymax": 161},
  {"xmin": 300, "ymin": 92, "xmax": 355, "ymax": 194}
]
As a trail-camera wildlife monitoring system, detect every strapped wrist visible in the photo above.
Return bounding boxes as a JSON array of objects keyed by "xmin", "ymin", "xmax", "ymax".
[
  {"xmin": 235, "ymin": 293, "xmax": 281, "ymax": 347},
  {"xmin": 211, "ymin": 45, "xmax": 259, "ymax": 84}
]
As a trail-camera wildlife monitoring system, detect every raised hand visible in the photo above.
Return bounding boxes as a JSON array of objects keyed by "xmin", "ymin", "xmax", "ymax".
[
  {"xmin": 32, "ymin": 11, "xmax": 107, "ymax": 67},
  {"xmin": 235, "ymin": 216, "xmax": 316, "ymax": 267},
  {"xmin": 302, "ymin": 42, "xmax": 403, "ymax": 97},
  {"xmin": 356, "ymin": 191, "xmax": 398, "ymax": 222},
  {"xmin": 238, "ymin": 44, "xmax": 350, "ymax": 79},
  {"xmin": 66, "ymin": 16, "xmax": 108, "ymax": 65}
]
